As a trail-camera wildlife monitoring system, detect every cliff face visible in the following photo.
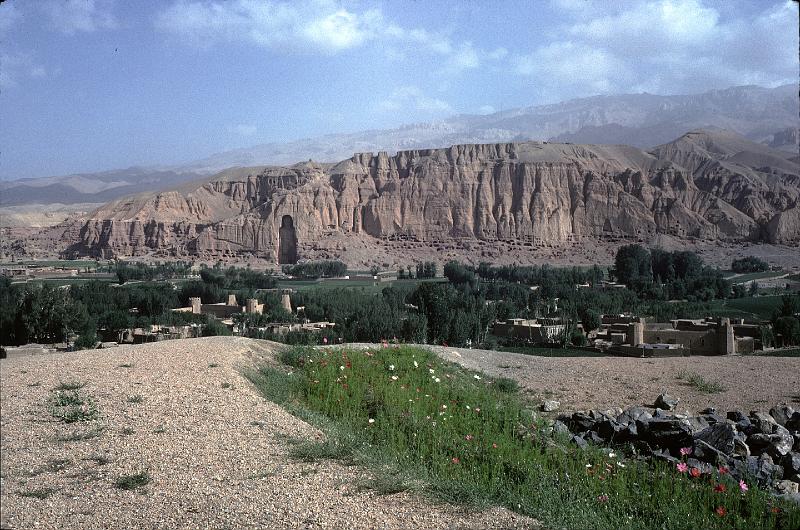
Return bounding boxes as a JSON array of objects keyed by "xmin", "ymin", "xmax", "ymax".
[{"xmin": 61, "ymin": 130, "xmax": 800, "ymax": 260}]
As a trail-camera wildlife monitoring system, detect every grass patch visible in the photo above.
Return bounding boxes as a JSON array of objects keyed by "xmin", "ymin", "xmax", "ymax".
[
  {"xmin": 247, "ymin": 345, "xmax": 799, "ymax": 529},
  {"xmin": 86, "ymin": 454, "xmax": 113, "ymax": 466},
  {"xmin": 126, "ymin": 394, "xmax": 144, "ymax": 403},
  {"xmin": 121, "ymin": 427, "xmax": 135, "ymax": 435},
  {"xmin": 49, "ymin": 391, "xmax": 99, "ymax": 423},
  {"xmin": 54, "ymin": 379, "xmax": 87, "ymax": 391},
  {"xmin": 118, "ymin": 363, "xmax": 135, "ymax": 368},
  {"xmin": 18, "ymin": 487, "xmax": 59, "ymax": 499},
  {"xmin": 221, "ymin": 382, "xmax": 233, "ymax": 389},
  {"xmin": 57, "ymin": 425, "xmax": 105, "ymax": 442},
  {"xmin": 676, "ymin": 371, "xmax": 727, "ymax": 393},
  {"xmin": 115, "ymin": 471, "xmax": 150, "ymax": 490},
  {"xmin": 208, "ymin": 363, "xmax": 220, "ymax": 368}
]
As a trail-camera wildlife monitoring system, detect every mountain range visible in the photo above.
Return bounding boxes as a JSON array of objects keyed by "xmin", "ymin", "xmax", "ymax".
[{"xmin": 1, "ymin": 84, "xmax": 796, "ymax": 208}]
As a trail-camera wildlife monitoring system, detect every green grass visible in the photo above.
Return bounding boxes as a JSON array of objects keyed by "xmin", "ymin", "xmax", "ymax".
[
  {"xmin": 705, "ymin": 295, "xmax": 786, "ymax": 320},
  {"xmin": 247, "ymin": 345, "xmax": 799, "ymax": 529},
  {"xmin": 18, "ymin": 487, "xmax": 60, "ymax": 499},
  {"xmin": 56, "ymin": 426, "xmax": 105, "ymax": 442},
  {"xmin": 115, "ymin": 471, "xmax": 150, "ymax": 490},
  {"xmin": 675, "ymin": 371, "xmax": 727, "ymax": 394},
  {"xmin": 126, "ymin": 394, "xmax": 144, "ymax": 403},
  {"xmin": 49, "ymin": 388, "xmax": 99, "ymax": 423},
  {"xmin": 54, "ymin": 380, "xmax": 87, "ymax": 391}
]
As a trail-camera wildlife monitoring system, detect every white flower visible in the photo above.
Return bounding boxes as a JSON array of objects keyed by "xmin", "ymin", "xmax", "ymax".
[
  {"xmin": 585, "ymin": 463, "xmax": 592, "ymax": 468},
  {"xmin": 466, "ymin": 405, "xmax": 471, "ymax": 410},
  {"xmin": 391, "ymin": 375, "xmax": 398, "ymax": 381},
  {"xmin": 389, "ymin": 365, "xmax": 395, "ymax": 371},
  {"xmin": 442, "ymin": 404, "xmax": 447, "ymax": 409},
  {"xmin": 429, "ymin": 369, "xmax": 435, "ymax": 374},
  {"xmin": 413, "ymin": 361, "xmax": 419, "ymax": 368},
  {"xmin": 473, "ymin": 375, "xmax": 481, "ymax": 380},
  {"xmin": 617, "ymin": 462, "xmax": 625, "ymax": 468},
  {"xmin": 435, "ymin": 377, "xmax": 441, "ymax": 383},
  {"xmin": 608, "ymin": 452, "xmax": 616, "ymax": 458},
  {"xmin": 339, "ymin": 365, "xmax": 345, "ymax": 371},
  {"xmin": 368, "ymin": 418, "xmax": 375, "ymax": 423}
]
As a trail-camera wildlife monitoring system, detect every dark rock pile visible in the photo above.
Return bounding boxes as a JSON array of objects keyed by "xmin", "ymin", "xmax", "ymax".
[{"xmin": 554, "ymin": 395, "xmax": 800, "ymax": 497}]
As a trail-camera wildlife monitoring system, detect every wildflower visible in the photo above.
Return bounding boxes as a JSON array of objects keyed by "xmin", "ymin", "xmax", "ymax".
[
  {"xmin": 368, "ymin": 418, "xmax": 375, "ymax": 424},
  {"xmin": 718, "ymin": 466, "xmax": 729, "ymax": 475},
  {"xmin": 414, "ymin": 361, "xmax": 419, "ymax": 368},
  {"xmin": 597, "ymin": 494, "xmax": 609, "ymax": 503},
  {"xmin": 451, "ymin": 457, "xmax": 460, "ymax": 464},
  {"xmin": 473, "ymin": 374, "xmax": 481, "ymax": 380},
  {"xmin": 715, "ymin": 506, "xmax": 727, "ymax": 517},
  {"xmin": 713, "ymin": 484, "xmax": 726, "ymax": 493},
  {"xmin": 676, "ymin": 463, "xmax": 688, "ymax": 473},
  {"xmin": 608, "ymin": 452, "xmax": 616, "ymax": 458},
  {"xmin": 492, "ymin": 443, "xmax": 498, "ymax": 449},
  {"xmin": 770, "ymin": 507, "xmax": 781, "ymax": 514},
  {"xmin": 679, "ymin": 447, "xmax": 692, "ymax": 456},
  {"xmin": 391, "ymin": 376, "xmax": 398, "ymax": 381},
  {"xmin": 739, "ymin": 480, "xmax": 748, "ymax": 492},
  {"xmin": 339, "ymin": 365, "xmax": 345, "ymax": 371},
  {"xmin": 435, "ymin": 378, "xmax": 441, "ymax": 383},
  {"xmin": 389, "ymin": 364, "xmax": 395, "ymax": 371},
  {"xmin": 465, "ymin": 405, "xmax": 471, "ymax": 410},
  {"xmin": 617, "ymin": 462, "xmax": 625, "ymax": 468},
  {"xmin": 429, "ymin": 369, "xmax": 435, "ymax": 374},
  {"xmin": 690, "ymin": 468, "xmax": 701, "ymax": 478},
  {"xmin": 323, "ymin": 337, "xmax": 328, "ymax": 344},
  {"xmin": 474, "ymin": 407, "xmax": 481, "ymax": 413},
  {"xmin": 465, "ymin": 434, "xmax": 473, "ymax": 441}
]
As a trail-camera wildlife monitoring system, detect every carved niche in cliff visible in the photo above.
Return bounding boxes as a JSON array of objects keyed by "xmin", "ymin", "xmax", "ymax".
[{"xmin": 278, "ymin": 215, "xmax": 298, "ymax": 264}]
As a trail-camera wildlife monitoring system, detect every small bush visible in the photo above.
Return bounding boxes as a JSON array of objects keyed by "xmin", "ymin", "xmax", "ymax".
[
  {"xmin": 54, "ymin": 380, "xmax": 86, "ymax": 391},
  {"xmin": 18, "ymin": 487, "xmax": 59, "ymax": 499},
  {"xmin": 676, "ymin": 370, "xmax": 727, "ymax": 393},
  {"xmin": 126, "ymin": 395, "xmax": 144, "ymax": 403},
  {"xmin": 57, "ymin": 426, "xmax": 104, "ymax": 442},
  {"xmin": 495, "ymin": 377, "xmax": 519, "ymax": 393},
  {"xmin": 115, "ymin": 471, "xmax": 150, "ymax": 490}
]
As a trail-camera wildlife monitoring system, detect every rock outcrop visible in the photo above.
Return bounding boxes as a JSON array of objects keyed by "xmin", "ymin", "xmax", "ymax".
[{"xmin": 59, "ymin": 130, "xmax": 800, "ymax": 261}]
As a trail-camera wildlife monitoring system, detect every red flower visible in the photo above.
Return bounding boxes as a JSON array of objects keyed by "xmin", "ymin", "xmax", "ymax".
[
  {"xmin": 713, "ymin": 484, "xmax": 726, "ymax": 493},
  {"xmin": 718, "ymin": 466, "xmax": 729, "ymax": 475},
  {"xmin": 690, "ymin": 468, "xmax": 701, "ymax": 478},
  {"xmin": 715, "ymin": 506, "xmax": 727, "ymax": 517},
  {"xmin": 345, "ymin": 361, "xmax": 352, "ymax": 368},
  {"xmin": 451, "ymin": 457, "xmax": 460, "ymax": 464},
  {"xmin": 492, "ymin": 443, "xmax": 498, "ymax": 449},
  {"xmin": 770, "ymin": 507, "xmax": 781, "ymax": 514}
]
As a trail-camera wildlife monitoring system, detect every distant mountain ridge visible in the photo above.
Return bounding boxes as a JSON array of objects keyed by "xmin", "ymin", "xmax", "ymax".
[
  {"xmin": 50, "ymin": 129, "xmax": 799, "ymax": 264},
  {"xmin": 1, "ymin": 84, "xmax": 796, "ymax": 207}
]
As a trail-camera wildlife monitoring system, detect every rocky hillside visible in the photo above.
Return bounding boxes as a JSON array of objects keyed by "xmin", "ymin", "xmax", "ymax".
[{"xmin": 54, "ymin": 130, "xmax": 798, "ymax": 261}]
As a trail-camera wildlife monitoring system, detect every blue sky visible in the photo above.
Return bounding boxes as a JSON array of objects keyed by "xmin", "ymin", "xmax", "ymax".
[{"xmin": 0, "ymin": 0, "xmax": 797, "ymax": 180}]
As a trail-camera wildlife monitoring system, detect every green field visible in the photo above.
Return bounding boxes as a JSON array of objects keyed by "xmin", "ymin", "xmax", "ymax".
[
  {"xmin": 0, "ymin": 259, "xmax": 105, "ymax": 270},
  {"xmin": 498, "ymin": 345, "xmax": 605, "ymax": 357},
  {"xmin": 705, "ymin": 295, "xmax": 787, "ymax": 320},
  {"xmin": 723, "ymin": 270, "xmax": 785, "ymax": 283},
  {"xmin": 276, "ymin": 276, "xmax": 446, "ymax": 293}
]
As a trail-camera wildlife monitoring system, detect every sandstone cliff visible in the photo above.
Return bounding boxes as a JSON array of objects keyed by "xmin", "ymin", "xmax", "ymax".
[{"xmin": 60, "ymin": 130, "xmax": 800, "ymax": 261}]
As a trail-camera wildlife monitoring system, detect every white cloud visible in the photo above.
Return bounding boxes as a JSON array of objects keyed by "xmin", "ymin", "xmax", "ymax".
[
  {"xmin": 379, "ymin": 86, "xmax": 452, "ymax": 114},
  {"xmin": 0, "ymin": 52, "xmax": 48, "ymax": 89},
  {"xmin": 477, "ymin": 105, "xmax": 495, "ymax": 115},
  {"xmin": 156, "ymin": 0, "xmax": 491, "ymax": 72},
  {"xmin": 512, "ymin": 0, "xmax": 798, "ymax": 98},
  {"xmin": 230, "ymin": 124, "xmax": 257, "ymax": 136},
  {"xmin": 41, "ymin": 0, "xmax": 118, "ymax": 35}
]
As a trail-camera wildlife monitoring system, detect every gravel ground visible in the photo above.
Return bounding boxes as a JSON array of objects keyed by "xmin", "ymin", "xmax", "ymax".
[
  {"xmin": 427, "ymin": 346, "xmax": 800, "ymax": 415},
  {"xmin": 0, "ymin": 337, "xmax": 537, "ymax": 529}
]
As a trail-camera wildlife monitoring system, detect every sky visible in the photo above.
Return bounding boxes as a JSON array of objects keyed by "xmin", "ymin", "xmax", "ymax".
[{"xmin": 0, "ymin": 0, "xmax": 797, "ymax": 180}]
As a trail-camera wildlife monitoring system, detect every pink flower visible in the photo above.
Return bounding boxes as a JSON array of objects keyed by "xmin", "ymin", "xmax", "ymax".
[
  {"xmin": 491, "ymin": 443, "xmax": 498, "ymax": 449},
  {"xmin": 465, "ymin": 434, "xmax": 474, "ymax": 441},
  {"xmin": 451, "ymin": 457, "xmax": 460, "ymax": 464},
  {"xmin": 679, "ymin": 447, "xmax": 692, "ymax": 456},
  {"xmin": 323, "ymin": 337, "xmax": 328, "ymax": 344},
  {"xmin": 716, "ymin": 506, "xmax": 727, "ymax": 517},
  {"xmin": 690, "ymin": 468, "xmax": 701, "ymax": 478},
  {"xmin": 739, "ymin": 480, "xmax": 748, "ymax": 492},
  {"xmin": 676, "ymin": 463, "xmax": 688, "ymax": 473},
  {"xmin": 718, "ymin": 466, "xmax": 729, "ymax": 475},
  {"xmin": 597, "ymin": 494, "xmax": 609, "ymax": 503}
]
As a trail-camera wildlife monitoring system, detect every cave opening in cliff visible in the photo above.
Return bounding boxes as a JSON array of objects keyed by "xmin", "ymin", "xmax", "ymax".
[{"xmin": 278, "ymin": 214, "xmax": 298, "ymax": 264}]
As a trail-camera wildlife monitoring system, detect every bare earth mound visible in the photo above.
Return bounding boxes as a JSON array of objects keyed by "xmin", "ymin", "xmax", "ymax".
[{"xmin": 0, "ymin": 337, "xmax": 534, "ymax": 529}]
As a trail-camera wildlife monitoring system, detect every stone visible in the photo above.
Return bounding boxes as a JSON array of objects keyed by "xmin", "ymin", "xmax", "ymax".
[
  {"xmin": 552, "ymin": 420, "xmax": 570, "ymax": 437},
  {"xmin": 570, "ymin": 435, "xmax": 588, "ymax": 449},
  {"xmin": 770, "ymin": 405, "xmax": 795, "ymax": 427},
  {"xmin": 783, "ymin": 452, "xmax": 800, "ymax": 477},
  {"xmin": 541, "ymin": 400, "xmax": 560, "ymax": 413},
  {"xmin": 750, "ymin": 412, "xmax": 778, "ymax": 434},
  {"xmin": 616, "ymin": 407, "xmax": 653, "ymax": 425},
  {"xmin": 654, "ymin": 394, "xmax": 679, "ymax": 411},
  {"xmin": 774, "ymin": 480, "xmax": 799, "ymax": 495},
  {"xmin": 694, "ymin": 423, "xmax": 740, "ymax": 455},
  {"xmin": 569, "ymin": 412, "xmax": 596, "ymax": 432},
  {"xmin": 727, "ymin": 410, "xmax": 748, "ymax": 422},
  {"xmin": 730, "ymin": 455, "xmax": 783, "ymax": 487},
  {"xmin": 786, "ymin": 412, "xmax": 800, "ymax": 431},
  {"xmin": 643, "ymin": 418, "xmax": 694, "ymax": 452},
  {"xmin": 767, "ymin": 426, "xmax": 795, "ymax": 458},
  {"xmin": 693, "ymin": 440, "xmax": 729, "ymax": 465}
]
